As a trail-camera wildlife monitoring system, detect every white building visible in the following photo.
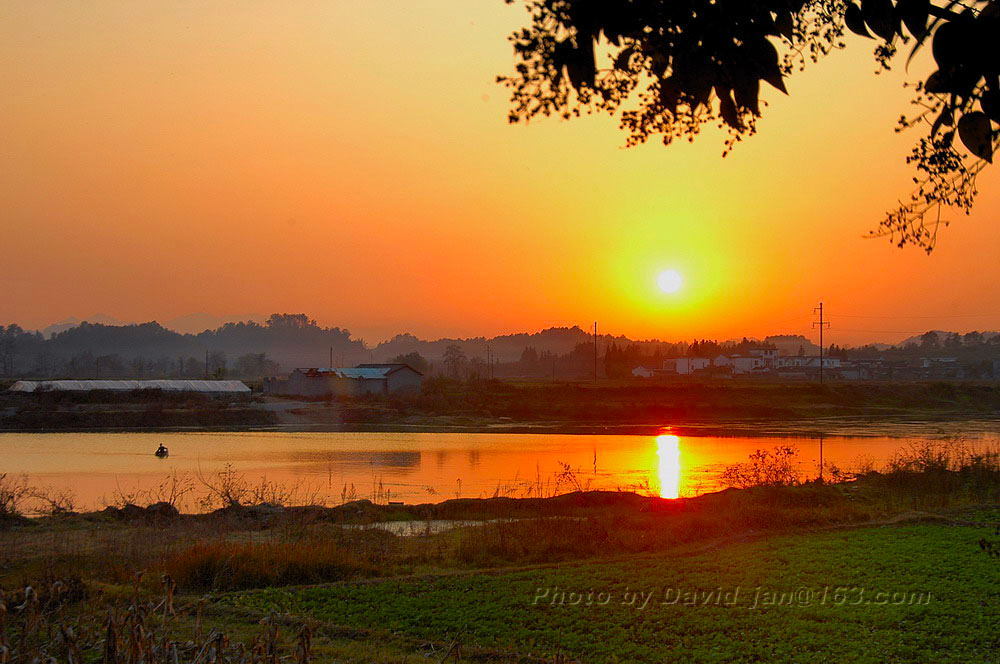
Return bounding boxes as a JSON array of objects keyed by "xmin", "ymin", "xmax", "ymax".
[
  {"xmin": 774, "ymin": 356, "xmax": 842, "ymax": 369},
  {"xmin": 708, "ymin": 355, "xmax": 766, "ymax": 374},
  {"xmin": 670, "ymin": 357, "xmax": 712, "ymax": 374},
  {"xmin": 748, "ymin": 348, "xmax": 779, "ymax": 363},
  {"xmin": 631, "ymin": 366, "xmax": 655, "ymax": 378},
  {"xmin": 728, "ymin": 356, "xmax": 766, "ymax": 374}
]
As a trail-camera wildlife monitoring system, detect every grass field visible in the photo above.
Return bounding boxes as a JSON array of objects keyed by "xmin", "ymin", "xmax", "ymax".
[{"xmin": 222, "ymin": 518, "xmax": 999, "ymax": 663}]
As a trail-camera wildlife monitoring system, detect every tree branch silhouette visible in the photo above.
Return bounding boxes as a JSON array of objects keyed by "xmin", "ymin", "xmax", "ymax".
[{"xmin": 499, "ymin": 0, "xmax": 1000, "ymax": 252}]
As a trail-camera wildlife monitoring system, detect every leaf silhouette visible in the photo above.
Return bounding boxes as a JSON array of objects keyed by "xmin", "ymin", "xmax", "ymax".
[
  {"xmin": 861, "ymin": 0, "xmax": 896, "ymax": 41},
  {"xmin": 845, "ymin": 3, "xmax": 873, "ymax": 38},
  {"xmin": 898, "ymin": 0, "xmax": 930, "ymax": 39},
  {"xmin": 957, "ymin": 111, "xmax": 994, "ymax": 162}
]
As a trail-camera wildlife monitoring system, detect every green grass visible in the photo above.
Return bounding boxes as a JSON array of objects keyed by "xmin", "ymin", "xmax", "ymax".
[{"xmin": 223, "ymin": 522, "xmax": 999, "ymax": 663}]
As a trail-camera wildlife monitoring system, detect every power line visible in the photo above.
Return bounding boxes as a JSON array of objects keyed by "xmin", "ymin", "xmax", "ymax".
[
  {"xmin": 836, "ymin": 328, "xmax": 940, "ymax": 335},
  {"xmin": 836, "ymin": 313, "xmax": 998, "ymax": 319}
]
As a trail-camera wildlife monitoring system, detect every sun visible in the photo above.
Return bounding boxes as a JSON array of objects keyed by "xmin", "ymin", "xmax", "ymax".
[{"xmin": 657, "ymin": 269, "xmax": 683, "ymax": 294}]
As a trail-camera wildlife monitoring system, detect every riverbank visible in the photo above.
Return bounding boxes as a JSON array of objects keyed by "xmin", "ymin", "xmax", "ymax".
[
  {"xmin": 2, "ymin": 451, "xmax": 996, "ymax": 581},
  {"xmin": 3, "ymin": 380, "xmax": 1000, "ymax": 435},
  {"xmin": 1, "ymin": 493, "xmax": 997, "ymax": 662},
  {"xmin": 1, "ymin": 447, "xmax": 997, "ymax": 662}
]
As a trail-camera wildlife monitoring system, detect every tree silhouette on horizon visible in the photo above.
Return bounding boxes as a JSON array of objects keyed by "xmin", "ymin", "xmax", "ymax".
[{"xmin": 500, "ymin": 0, "xmax": 999, "ymax": 251}]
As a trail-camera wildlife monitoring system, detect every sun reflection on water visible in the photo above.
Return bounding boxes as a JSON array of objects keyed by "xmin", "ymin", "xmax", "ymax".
[{"xmin": 656, "ymin": 434, "xmax": 681, "ymax": 499}]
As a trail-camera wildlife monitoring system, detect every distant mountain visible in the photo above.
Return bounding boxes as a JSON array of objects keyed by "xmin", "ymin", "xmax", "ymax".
[{"xmin": 164, "ymin": 312, "xmax": 266, "ymax": 334}]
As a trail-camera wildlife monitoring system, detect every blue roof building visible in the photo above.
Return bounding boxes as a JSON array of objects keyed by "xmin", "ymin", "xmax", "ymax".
[{"xmin": 263, "ymin": 363, "xmax": 423, "ymax": 398}]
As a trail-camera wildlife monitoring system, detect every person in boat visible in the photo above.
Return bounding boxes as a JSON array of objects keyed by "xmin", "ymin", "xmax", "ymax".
[{"xmin": 155, "ymin": 444, "xmax": 169, "ymax": 457}]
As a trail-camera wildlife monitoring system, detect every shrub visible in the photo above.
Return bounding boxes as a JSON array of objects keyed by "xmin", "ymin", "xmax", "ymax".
[
  {"xmin": 0, "ymin": 473, "xmax": 33, "ymax": 525},
  {"xmin": 719, "ymin": 446, "xmax": 799, "ymax": 489}
]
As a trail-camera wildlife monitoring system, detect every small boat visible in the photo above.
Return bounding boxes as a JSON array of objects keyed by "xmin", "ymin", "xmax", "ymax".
[{"xmin": 154, "ymin": 445, "xmax": 169, "ymax": 458}]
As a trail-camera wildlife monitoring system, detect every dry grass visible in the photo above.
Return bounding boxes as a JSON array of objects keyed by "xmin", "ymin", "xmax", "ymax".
[
  {"xmin": 162, "ymin": 539, "xmax": 378, "ymax": 591},
  {"xmin": 0, "ymin": 575, "xmax": 323, "ymax": 664}
]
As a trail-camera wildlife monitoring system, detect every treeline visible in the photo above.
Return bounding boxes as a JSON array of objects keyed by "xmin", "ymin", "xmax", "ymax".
[
  {"xmin": 433, "ymin": 342, "xmax": 611, "ymax": 380},
  {"xmin": 372, "ymin": 326, "xmax": 687, "ymax": 368},
  {"xmin": 394, "ymin": 342, "xmax": 614, "ymax": 381},
  {"xmin": 4, "ymin": 311, "xmax": 1000, "ymax": 382},
  {"xmin": 0, "ymin": 314, "xmax": 363, "ymax": 380},
  {"xmin": 845, "ymin": 331, "xmax": 1000, "ymax": 362}
]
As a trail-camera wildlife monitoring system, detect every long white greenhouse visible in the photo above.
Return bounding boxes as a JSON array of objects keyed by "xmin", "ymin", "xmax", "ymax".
[{"xmin": 7, "ymin": 379, "xmax": 251, "ymax": 397}]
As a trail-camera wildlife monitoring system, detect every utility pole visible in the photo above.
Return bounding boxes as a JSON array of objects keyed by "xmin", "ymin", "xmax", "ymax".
[
  {"xmin": 813, "ymin": 302, "xmax": 830, "ymax": 384},
  {"xmin": 593, "ymin": 321, "xmax": 598, "ymax": 383},
  {"xmin": 329, "ymin": 346, "xmax": 333, "ymax": 369}
]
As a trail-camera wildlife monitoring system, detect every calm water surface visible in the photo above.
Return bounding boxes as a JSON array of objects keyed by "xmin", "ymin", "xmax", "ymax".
[{"xmin": 2, "ymin": 430, "xmax": 996, "ymax": 511}]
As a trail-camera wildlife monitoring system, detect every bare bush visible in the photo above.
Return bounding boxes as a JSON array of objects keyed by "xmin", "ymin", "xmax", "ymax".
[
  {"xmin": 30, "ymin": 486, "xmax": 76, "ymax": 515},
  {"xmin": 197, "ymin": 464, "xmax": 251, "ymax": 510},
  {"xmin": 196, "ymin": 464, "xmax": 323, "ymax": 510},
  {"xmin": 147, "ymin": 471, "xmax": 196, "ymax": 509},
  {"xmin": 720, "ymin": 447, "xmax": 800, "ymax": 489},
  {"xmin": 0, "ymin": 473, "xmax": 34, "ymax": 520}
]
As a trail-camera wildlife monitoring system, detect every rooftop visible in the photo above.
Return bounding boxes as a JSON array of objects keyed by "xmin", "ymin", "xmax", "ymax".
[{"xmin": 296, "ymin": 363, "xmax": 422, "ymax": 379}]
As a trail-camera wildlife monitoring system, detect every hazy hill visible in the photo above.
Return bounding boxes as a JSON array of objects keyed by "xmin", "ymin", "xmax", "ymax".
[
  {"xmin": 897, "ymin": 330, "xmax": 1000, "ymax": 347},
  {"xmin": 165, "ymin": 312, "xmax": 267, "ymax": 335},
  {"xmin": 763, "ymin": 335, "xmax": 820, "ymax": 356},
  {"xmin": 42, "ymin": 314, "xmax": 126, "ymax": 339}
]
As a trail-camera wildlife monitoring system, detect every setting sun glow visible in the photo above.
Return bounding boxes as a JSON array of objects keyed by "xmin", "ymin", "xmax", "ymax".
[
  {"xmin": 5, "ymin": 2, "xmax": 1000, "ymax": 343},
  {"xmin": 656, "ymin": 434, "xmax": 681, "ymax": 499},
  {"xmin": 657, "ymin": 270, "xmax": 684, "ymax": 294}
]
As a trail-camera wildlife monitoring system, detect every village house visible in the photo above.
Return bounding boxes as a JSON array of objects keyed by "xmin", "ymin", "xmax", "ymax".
[{"xmin": 263, "ymin": 363, "xmax": 423, "ymax": 398}]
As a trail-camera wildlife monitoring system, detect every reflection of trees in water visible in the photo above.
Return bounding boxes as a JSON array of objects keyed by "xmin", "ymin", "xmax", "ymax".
[
  {"xmin": 466, "ymin": 450, "xmax": 481, "ymax": 468},
  {"xmin": 280, "ymin": 450, "xmax": 421, "ymax": 470},
  {"xmin": 371, "ymin": 452, "xmax": 421, "ymax": 468}
]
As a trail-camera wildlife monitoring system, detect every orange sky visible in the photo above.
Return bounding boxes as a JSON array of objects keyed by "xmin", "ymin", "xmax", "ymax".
[{"xmin": 2, "ymin": 1, "xmax": 999, "ymax": 346}]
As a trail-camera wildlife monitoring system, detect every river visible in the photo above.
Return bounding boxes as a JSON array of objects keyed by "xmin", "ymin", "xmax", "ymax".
[{"xmin": 2, "ymin": 429, "xmax": 997, "ymax": 512}]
